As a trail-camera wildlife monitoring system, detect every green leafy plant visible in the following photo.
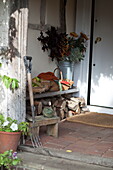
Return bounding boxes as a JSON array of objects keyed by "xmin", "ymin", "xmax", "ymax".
[
  {"xmin": 0, "ymin": 61, "xmax": 19, "ymax": 90},
  {"xmin": 38, "ymin": 26, "xmax": 89, "ymax": 63},
  {"xmin": 0, "ymin": 150, "xmax": 21, "ymax": 170},
  {"xmin": 0, "ymin": 64, "xmax": 19, "ymax": 91},
  {"xmin": 0, "ymin": 114, "xmax": 29, "ymax": 135},
  {"xmin": 0, "ymin": 75, "xmax": 19, "ymax": 90}
]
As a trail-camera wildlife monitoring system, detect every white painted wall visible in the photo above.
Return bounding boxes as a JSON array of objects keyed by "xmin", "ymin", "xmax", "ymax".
[
  {"xmin": 27, "ymin": 0, "xmax": 76, "ymax": 78},
  {"xmin": 74, "ymin": 0, "xmax": 92, "ymax": 102}
]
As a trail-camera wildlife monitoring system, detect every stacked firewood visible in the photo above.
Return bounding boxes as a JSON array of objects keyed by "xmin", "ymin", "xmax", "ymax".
[{"xmin": 26, "ymin": 95, "xmax": 89, "ymax": 120}]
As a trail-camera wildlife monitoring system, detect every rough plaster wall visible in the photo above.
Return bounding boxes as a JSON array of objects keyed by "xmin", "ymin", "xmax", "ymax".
[
  {"xmin": 27, "ymin": 0, "xmax": 76, "ymax": 77},
  {"xmin": 0, "ymin": 1, "xmax": 9, "ymax": 46},
  {"xmin": 0, "ymin": 0, "xmax": 9, "ymax": 116},
  {"xmin": 0, "ymin": 0, "xmax": 28, "ymax": 122}
]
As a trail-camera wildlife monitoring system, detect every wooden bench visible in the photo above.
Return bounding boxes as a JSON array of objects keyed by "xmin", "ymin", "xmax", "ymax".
[{"xmin": 28, "ymin": 116, "xmax": 60, "ymax": 137}]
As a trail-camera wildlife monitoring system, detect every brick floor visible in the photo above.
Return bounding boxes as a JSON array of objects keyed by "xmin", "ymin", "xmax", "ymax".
[{"xmin": 25, "ymin": 120, "xmax": 113, "ymax": 159}]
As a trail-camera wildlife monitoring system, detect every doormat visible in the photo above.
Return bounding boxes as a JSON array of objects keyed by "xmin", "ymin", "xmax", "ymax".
[{"xmin": 67, "ymin": 112, "xmax": 113, "ymax": 128}]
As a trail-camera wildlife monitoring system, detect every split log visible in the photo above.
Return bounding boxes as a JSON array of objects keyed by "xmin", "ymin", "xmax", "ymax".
[
  {"xmin": 67, "ymin": 110, "xmax": 73, "ymax": 117},
  {"xmin": 66, "ymin": 110, "xmax": 78, "ymax": 117},
  {"xmin": 52, "ymin": 100, "xmax": 59, "ymax": 107},
  {"xmin": 49, "ymin": 81, "xmax": 59, "ymax": 92},
  {"xmin": 81, "ymin": 107, "xmax": 90, "ymax": 113},
  {"xmin": 51, "ymin": 97, "xmax": 58, "ymax": 105},
  {"xmin": 40, "ymin": 99, "xmax": 52, "ymax": 106},
  {"xmin": 55, "ymin": 100, "xmax": 66, "ymax": 109},
  {"xmin": 64, "ymin": 106, "xmax": 68, "ymax": 113},
  {"xmin": 67, "ymin": 100, "xmax": 79, "ymax": 111},
  {"xmin": 69, "ymin": 97, "xmax": 86, "ymax": 107},
  {"xmin": 56, "ymin": 108, "xmax": 65, "ymax": 120},
  {"xmin": 34, "ymin": 101, "xmax": 42, "ymax": 115},
  {"xmin": 52, "ymin": 107, "xmax": 57, "ymax": 116},
  {"xmin": 75, "ymin": 104, "xmax": 81, "ymax": 114}
]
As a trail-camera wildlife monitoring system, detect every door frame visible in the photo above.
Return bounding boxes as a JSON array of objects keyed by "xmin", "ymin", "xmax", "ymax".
[
  {"xmin": 87, "ymin": 0, "xmax": 95, "ymax": 105},
  {"xmin": 76, "ymin": 0, "xmax": 113, "ymax": 114}
]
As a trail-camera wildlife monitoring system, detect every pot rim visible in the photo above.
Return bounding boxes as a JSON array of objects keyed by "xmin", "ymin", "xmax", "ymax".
[{"xmin": 0, "ymin": 131, "xmax": 21, "ymax": 135}]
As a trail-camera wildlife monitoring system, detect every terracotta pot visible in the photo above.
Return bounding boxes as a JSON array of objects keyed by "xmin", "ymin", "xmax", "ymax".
[{"xmin": 0, "ymin": 131, "xmax": 21, "ymax": 153}]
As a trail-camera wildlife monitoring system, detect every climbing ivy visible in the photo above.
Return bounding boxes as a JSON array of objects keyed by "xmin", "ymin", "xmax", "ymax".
[
  {"xmin": 0, "ymin": 75, "xmax": 19, "ymax": 89},
  {"xmin": 0, "ymin": 63, "xmax": 19, "ymax": 90}
]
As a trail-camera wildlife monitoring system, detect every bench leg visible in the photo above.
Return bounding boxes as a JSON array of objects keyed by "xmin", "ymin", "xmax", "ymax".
[{"xmin": 47, "ymin": 123, "xmax": 58, "ymax": 137}]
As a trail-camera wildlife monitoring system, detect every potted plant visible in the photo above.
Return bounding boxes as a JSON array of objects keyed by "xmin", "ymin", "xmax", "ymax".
[
  {"xmin": 0, "ymin": 114, "xmax": 29, "ymax": 154},
  {"xmin": 38, "ymin": 26, "xmax": 89, "ymax": 80},
  {"xmin": 0, "ymin": 150, "xmax": 21, "ymax": 170}
]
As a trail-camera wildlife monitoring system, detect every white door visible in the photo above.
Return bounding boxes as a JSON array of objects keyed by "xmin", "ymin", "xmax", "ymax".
[{"xmin": 90, "ymin": 0, "xmax": 113, "ymax": 107}]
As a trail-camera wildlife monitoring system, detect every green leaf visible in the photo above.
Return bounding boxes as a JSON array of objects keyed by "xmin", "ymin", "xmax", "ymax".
[
  {"xmin": 11, "ymin": 79, "xmax": 19, "ymax": 89},
  {"xmin": 11, "ymin": 80, "xmax": 16, "ymax": 89},
  {"xmin": 12, "ymin": 159, "xmax": 21, "ymax": 166},
  {"xmin": 1, "ymin": 75, "xmax": 19, "ymax": 90}
]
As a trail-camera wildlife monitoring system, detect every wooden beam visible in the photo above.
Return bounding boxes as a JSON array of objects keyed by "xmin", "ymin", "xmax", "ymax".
[
  {"xmin": 28, "ymin": 23, "xmax": 51, "ymax": 31},
  {"xmin": 40, "ymin": 0, "xmax": 46, "ymax": 27},
  {"xmin": 60, "ymin": 0, "xmax": 67, "ymax": 33}
]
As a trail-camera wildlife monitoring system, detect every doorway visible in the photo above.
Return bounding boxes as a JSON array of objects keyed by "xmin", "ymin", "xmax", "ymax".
[{"xmin": 88, "ymin": 0, "xmax": 113, "ymax": 108}]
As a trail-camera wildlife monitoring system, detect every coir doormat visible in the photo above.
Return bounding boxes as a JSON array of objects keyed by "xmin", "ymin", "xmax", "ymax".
[{"xmin": 67, "ymin": 112, "xmax": 113, "ymax": 128}]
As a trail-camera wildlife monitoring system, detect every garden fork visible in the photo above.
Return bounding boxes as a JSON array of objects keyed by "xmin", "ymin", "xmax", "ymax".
[{"xmin": 24, "ymin": 56, "xmax": 42, "ymax": 147}]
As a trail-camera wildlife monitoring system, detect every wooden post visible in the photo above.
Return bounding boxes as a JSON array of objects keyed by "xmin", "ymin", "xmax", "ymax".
[{"xmin": 60, "ymin": 0, "xmax": 67, "ymax": 33}]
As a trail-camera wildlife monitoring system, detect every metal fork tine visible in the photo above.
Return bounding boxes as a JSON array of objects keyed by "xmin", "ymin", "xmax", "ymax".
[
  {"xmin": 32, "ymin": 135, "xmax": 38, "ymax": 147},
  {"xmin": 36, "ymin": 134, "xmax": 42, "ymax": 147},
  {"xmin": 30, "ymin": 134, "xmax": 36, "ymax": 148},
  {"xmin": 30, "ymin": 126, "xmax": 42, "ymax": 148},
  {"xmin": 34, "ymin": 126, "xmax": 42, "ymax": 147},
  {"xmin": 37, "ymin": 135, "xmax": 42, "ymax": 147}
]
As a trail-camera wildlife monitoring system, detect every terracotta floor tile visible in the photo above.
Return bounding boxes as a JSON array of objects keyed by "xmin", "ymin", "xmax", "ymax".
[
  {"xmin": 102, "ymin": 149, "xmax": 113, "ymax": 158},
  {"xmin": 43, "ymin": 142, "xmax": 64, "ymax": 150},
  {"xmin": 25, "ymin": 120, "xmax": 113, "ymax": 159}
]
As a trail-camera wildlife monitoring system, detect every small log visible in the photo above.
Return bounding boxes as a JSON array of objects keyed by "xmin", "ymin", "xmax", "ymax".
[
  {"xmin": 81, "ymin": 107, "xmax": 90, "ymax": 113},
  {"xmin": 67, "ymin": 110, "xmax": 73, "ymax": 117},
  {"xmin": 56, "ymin": 100, "xmax": 66, "ymax": 109},
  {"xmin": 56, "ymin": 108, "xmax": 65, "ymax": 120},
  {"xmin": 41, "ymin": 99, "xmax": 52, "ymax": 106},
  {"xmin": 67, "ymin": 110, "xmax": 78, "ymax": 117},
  {"xmin": 52, "ymin": 107, "xmax": 57, "ymax": 116},
  {"xmin": 51, "ymin": 97, "xmax": 58, "ymax": 105},
  {"xmin": 34, "ymin": 101, "xmax": 42, "ymax": 115},
  {"xmin": 40, "ymin": 80, "xmax": 51, "ymax": 91},
  {"xmin": 64, "ymin": 106, "xmax": 68, "ymax": 113},
  {"xmin": 49, "ymin": 81, "xmax": 59, "ymax": 92},
  {"xmin": 52, "ymin": 100, "xmax": 59, "ymax": 107},
  {"xmin": 69, "ymin": 97, "xmax": 86, "ymax": 107},
  {"xmin": 75, "ymin": 104, "xmax": 81, "ymax": 114},
  {"xmin": 67, "ymin": 100, "xmax": 79, "ymax": 111}
]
